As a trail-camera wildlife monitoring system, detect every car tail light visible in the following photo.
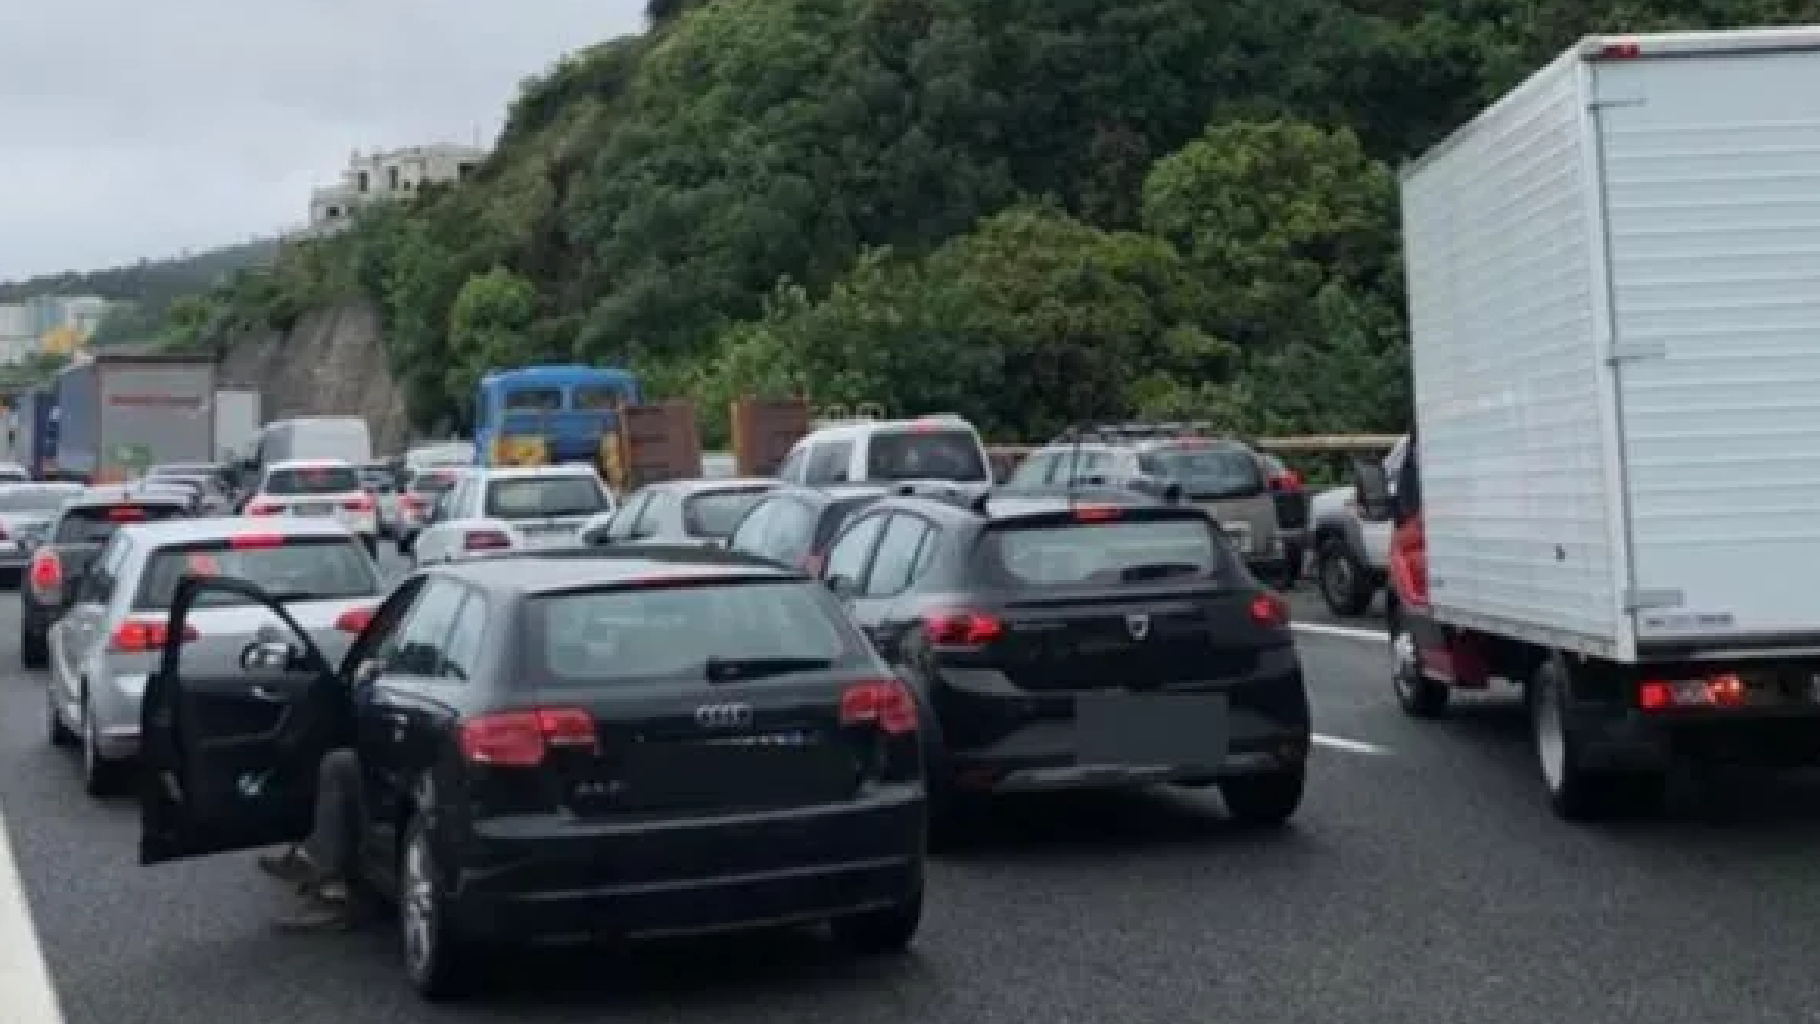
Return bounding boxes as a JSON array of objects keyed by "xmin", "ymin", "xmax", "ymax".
[
  {"xmin": 1071, "ymin": 504, "xmax": 1122, "ymax": 522},
  {"xmin": 458, "ymin": 706, "xmax": 597, "ymax": 767},
  {"xmin": 1269, "ymin": 470, "xmax": 1303, "ymax": 491},
  {"xmin": 1639, "ymin": 673, "xmax": 1747, "ymax": 710},
  {"xmin": 342, "ymin": 494, "xmax": 374, "ymax": 512},
  {"xmin": 28, "ymin": 549, "xmax": 61, "ymax": 597},
  {"xmin": 840, "ymin": 679, "xmax": 918, "ymax": 734},
  {"xmin": 400, "ymin": 494, "xmax": 423, "ymax": 513},
  {"xmin": 1249, "ymin": 592, "xmax": 1290, "ymax": 628},
  {"xmin": 109, "ymin": 619, "xmax": 198, "ymax": 653},
  {"xmin": 464, "ymin": 529, "xmax": 512, "ymax": 551},
  {"xmin": 247, "ymin": 501, "xmax": 280, "ymax": 516},
  {"xmin": 922, "ymin": 609, "xmax": 1003, "ymax": 649},
  {"xmin": 228, "ymin": 533, "xmax": 284, "ymax": 549},
  {"xmin": 335, "ymin": 606, "xmax": 376, "ymax": 633},
  {"xmin": 1600, "ymin": 40, "xmax": 1641, "ymax": 59},
  {"xmin": 106, "ymin": 505, "xmax": 145, "ymax": 522}
]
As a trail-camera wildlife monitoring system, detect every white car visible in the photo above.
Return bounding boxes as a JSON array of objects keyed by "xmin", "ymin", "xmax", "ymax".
[
  {"xmin": 243, "ymin": 458, "xmax": 380, "ymax": 557},
  {"xmin": 412, "ymin": 465, "xmax": 613, "ymax": 565}
]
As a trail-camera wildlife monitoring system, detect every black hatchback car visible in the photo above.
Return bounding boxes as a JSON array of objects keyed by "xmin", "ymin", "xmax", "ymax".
[
  {"xmin": 817, "ymin": 485, "xmax": 1311, "ymax": 832},
  {"xmin": 137, "ymin": 547, "xmax": 927, "ymax": 999}
]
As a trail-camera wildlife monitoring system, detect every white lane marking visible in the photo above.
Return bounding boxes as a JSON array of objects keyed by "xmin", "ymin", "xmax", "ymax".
[
  {"xmin": 0, "ymin": 800, "xmax": 64, "ymax": 1023},
  {"xmin": 1313, "ymin": 733, "xmax": 1393, "ymax": 756},
  {"xmin": 1293, "ymin": 621, "xmax": 1386, "ymax": 642}
]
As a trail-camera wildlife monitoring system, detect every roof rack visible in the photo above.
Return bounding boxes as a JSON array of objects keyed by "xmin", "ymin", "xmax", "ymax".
[{"xmin": 1049, "ymin": 421, "xmax": 1230, "ymax": 446}]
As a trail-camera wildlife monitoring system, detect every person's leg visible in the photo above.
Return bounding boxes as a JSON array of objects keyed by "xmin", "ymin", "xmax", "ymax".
[{"xmin": 274, "ymin": 749, "xmax": 365, "ymax": 932}]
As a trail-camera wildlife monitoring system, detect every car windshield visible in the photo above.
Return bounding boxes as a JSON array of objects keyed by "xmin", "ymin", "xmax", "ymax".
[
  {"xmin": 865, "ymin": 428, "xmax": 988, "ymax": 482},
  {"xmin": 1142, "ymin": 445, "xmax": 1265, "ymax": 499},
  {"xmin": 0, "ymin": 486, "xmax": 78, "ymax": 514},
  {"xmin": 134, "ymin": 538, "xmax": 380, "ymax": 609},
  {"xmin": 265, "ymin": 466, "xmax": 360, "ymax": 495},
  {"xmin": 484, "ymin": 475, "xmax": 605, "ymax": 519},
  {"xmin": 53, "ymin": 503, "xmax": 188, "ymax": 544},
  {"xmin": 978, "ymin": 518, "xmax": 1227, "ymax": 587},
  {"xmin": 683, "ymin": 489, "xmax": 772, "ymax": 538},
  {"xmin": 530, "ymin": 580, "xmax": 862, "ymax": 683}
]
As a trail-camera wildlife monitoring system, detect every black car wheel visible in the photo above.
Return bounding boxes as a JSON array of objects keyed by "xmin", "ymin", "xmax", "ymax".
[
  {"xmin": 830, "ymin": 881, "xmax": 923, "ymax": 954},
  {"xmin": 1218, "ymin": 765, "xmax": 1306, "ymax": 826},
  {"xmin": 1316, "ymin": 537, "xmax": 1376, "ymax": 617},
  {"xmin": 399, "ymin": 816, "xmax": 475, "ymax": 1000}
]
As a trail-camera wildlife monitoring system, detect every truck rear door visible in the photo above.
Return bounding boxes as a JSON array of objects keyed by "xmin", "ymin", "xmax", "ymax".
[{"xmin": 1597, "ymin": 40, "xmax": 1820, "ymax": 646}]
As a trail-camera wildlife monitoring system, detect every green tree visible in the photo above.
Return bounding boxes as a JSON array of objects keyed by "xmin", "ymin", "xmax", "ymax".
[{"xmin": 444, "ymin": 268, "xmax": 539, "ymax": 428}]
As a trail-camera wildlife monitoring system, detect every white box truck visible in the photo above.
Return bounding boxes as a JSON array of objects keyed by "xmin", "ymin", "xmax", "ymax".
[{"xmin": 1363, "ymin": 27, "xmax": 1820, "ymax": 820}]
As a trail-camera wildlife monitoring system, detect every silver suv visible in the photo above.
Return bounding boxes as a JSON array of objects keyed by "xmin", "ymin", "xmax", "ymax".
[{"xmin": 1006, "ymin": 425, "xmax": 1286, "ymax": 584}]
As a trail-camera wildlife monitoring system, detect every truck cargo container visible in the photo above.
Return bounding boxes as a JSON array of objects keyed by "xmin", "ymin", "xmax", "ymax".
[
  {"xmin": 13, "ymin": 387, "xmax": 57, "ymax": 479},
  {"xmin": 212, "ymin": 388, "xmax": 261, "ymax": 462},
  {"xmin": 1366, "ymin": 27, "xmax": 1820, "ymax": 821},
  {"xmin": 54, "ymin": 354, "xmax": 217, "ymax": 483}
]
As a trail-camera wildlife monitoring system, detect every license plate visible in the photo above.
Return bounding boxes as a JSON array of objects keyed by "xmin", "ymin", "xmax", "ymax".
[
  {"xmin": 1074, "ymin": 693, "xmax": 1227, "ymax": 768},
  {"xmin": 619, "ymin": 742, "xmax": 853, "ymax": 808},
  {"xmin": 296, "ymin": 503, "xmax": 333, "ymax": 516}
]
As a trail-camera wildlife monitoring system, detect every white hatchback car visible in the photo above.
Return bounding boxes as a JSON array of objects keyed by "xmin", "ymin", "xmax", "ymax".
[
  {"xmin": 412, "ymin": 465, "xmax": 613, "ymax": 565},
  {"xmin": 244, "ymin": 459, "xmax": 380, "ymax": 556}
]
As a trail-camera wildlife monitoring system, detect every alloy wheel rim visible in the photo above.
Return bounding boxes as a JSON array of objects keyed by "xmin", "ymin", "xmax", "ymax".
[
  {"xmin": 1391, "ymin": 627, "xmax": 1419, "ymax": 701},
  {"xmin": 1324, "ymin": 557, "xmax": 1354, "ymax": 602},
  {"xmin": 401, "ymin": 834, "xmax": 435, "ymax": 976}
]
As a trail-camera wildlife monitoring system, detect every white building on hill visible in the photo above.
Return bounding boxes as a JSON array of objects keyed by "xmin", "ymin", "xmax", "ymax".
[{"xmin": 301, "ymin": 145, "xmax": 488, "ymax": 237}]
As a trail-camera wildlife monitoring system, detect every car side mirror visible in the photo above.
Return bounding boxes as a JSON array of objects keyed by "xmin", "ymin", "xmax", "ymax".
[
  {"xmin": 240, "ymin": 639, "xmax": 299, "ymax": 675},
  {"xmin": 1351, "ymin": 458, "xmax": 1394, "ymax": 522}
]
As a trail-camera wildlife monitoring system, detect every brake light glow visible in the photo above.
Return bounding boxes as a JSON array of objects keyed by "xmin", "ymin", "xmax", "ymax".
[
  {"xmin": 1249, "ymin": 592, "xmax": 1290, "ymax": 628},
  {"xmin": 342, "ymin": 494, "xmax": 374, "ymax": 512},
  {"xmin": 106, "ymin": 505, "xmax": 145, "ymax": 522},
  {"xmin": 840, "ymin": 679, "xmax": 918, "ymax": 734},
  {"xmin": 464, "ymin": 529, "xmax": 513, "ymax": 551},
  {"xmin": 247, "ymin": 501, "xmax": 280, "ymax": 516},
  {"xmin": 334, "ymin": 606, "xmax": 377, "ymax": 633},
  {"xmin": 923, "ymin": 609, "xmax": 1004, "ymax": 649},
  {"xmin": 1269, "ymin": 470, "xmax": 1303, "ymax": 491},
  {"xmin": 228, "ymin": 533, "xmax": 285, "ymax": 550},
  {"xmin": 1071, "ymin": 504, "xmax": 1122, "ymax": 522},
  {"xmin": 109, "ymin": 619, "xmax": 198, "ymax": 653},
  {"xmin": 28, "ymin": 549, "xmax": 61, "ymax": 596},
  {"xmin": 1638, "ymin": 673, "xmax": 1746, "ymax": 710},
  {"xmin": 1600, "ymin": 40, "xmax": 1641, "ymax": 59},
  {"xmin": 458, "ymin": 706, "xmax": 598, "ymax": 767}
]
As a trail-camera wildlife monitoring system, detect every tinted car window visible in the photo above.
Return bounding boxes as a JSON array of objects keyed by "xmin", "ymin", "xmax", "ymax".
[
  {"xmin": 54, "ymin": 502, "xmax": 187, "ymax": 544},
  {"xmin": 864, "ymin": 515, "xmax": 931, "ymax": 597},
  {"xmin": 824, "ymin": 514, "xmax": 886, "ymax": 584},
  {"xmin": 265, "ymin": 466, "xmax": 360, "ymax": 495},
  {"xmin": 726, "ymin": 498, "xmax": 779, "ymax": 554},
  {"xmin": 531, "ymin": 581, "xmax": 863, "ymax": 683},
  {"xmin": 978, "ymin": 518, "xmax": 1225, "ymax": 587},
  {"xmin": 804, "ymin": 442, "xmax": 853, "ymax": 485},
  {"xmin": 135, "ymin": 538, "xmax": 380, "ymax": 609},
  {"xmin": 408, "ymin": 470, "xmax": 461, "ymax": 496},
  {"xmin": 1140, "ymin": 445, "xmax": 1264, "ymax": 498},
  {"xmin": 483, "ymin": 476, "xmax": 605, "ymax": 519},
  {"xmin": 682, "ymin": 489, "xmax": 771, "ymax": 538},
  {"xmin": 865, "ymin": 428, "xmax": 987, "ymax": 482}
]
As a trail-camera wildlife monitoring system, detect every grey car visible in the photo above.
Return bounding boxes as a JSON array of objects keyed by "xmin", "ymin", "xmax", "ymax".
[
  {"xmin": 0, "ymin": 483, "xmax": 83, "ymax": 576},
  {"xmin": 1006, "ymin": 430, "xmax": 1288, "ymax": 584},
  {"xmin": 46, "ymin": 517, "xmax": 384, "ymax": 796}
]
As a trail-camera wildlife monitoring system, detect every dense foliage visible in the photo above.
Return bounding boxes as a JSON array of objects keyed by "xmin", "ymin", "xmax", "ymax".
[
  {"xmin": 160, "ymin": 0, "xmax": 1817, "ymax": 442},
  {"xmin": 0, "ymin": 239, "xmax": 280, "ymax": 347}
]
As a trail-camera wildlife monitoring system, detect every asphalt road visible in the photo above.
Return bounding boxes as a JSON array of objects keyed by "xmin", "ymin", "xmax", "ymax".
[{"xmin": 6, "ymin": 551, "xmax": 1820, "ymax": 1023}]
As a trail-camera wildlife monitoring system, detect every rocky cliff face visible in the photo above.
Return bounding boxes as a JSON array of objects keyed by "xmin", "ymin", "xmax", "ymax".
[{"xmin": 215, "ymin": 301, "xmax": 412, "ymax": 455}]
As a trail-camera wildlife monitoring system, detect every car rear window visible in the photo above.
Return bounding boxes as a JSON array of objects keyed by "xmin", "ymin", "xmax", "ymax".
[
  {"xmin": 865, "ymin": 428, "xmax": 988, "ymax": 482},
  {"xmin": 53, "ymin": 502, "xmax": 188, "ymax": 544},
  {"xmin": 530, "ymin": 580, "xmax": 864, "ymax": 683},
  {"xmin": 978, "ymin": 518, "xmax": 1227, "ymax": 587},
  {"xmin": 1141, "ymin": 445, "xmax": 1265, "ymax": 499},
  {"xmin": 134, "ymin": 537, "xmax": 380, "ymax": 609},
  {"xmin": 265, "ymin": 466, "xmax": 360, "ymax": 495},
  {"xmin": 484, "ymin": 476, "xmax": 605, "ymax": 519},
  {"xmin": 682, "ymin": 489, "xmax": 771, "ymax": 538}
]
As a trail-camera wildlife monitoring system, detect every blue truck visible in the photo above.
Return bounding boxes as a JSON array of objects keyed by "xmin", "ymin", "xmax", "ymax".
[{"xmin": 473, "ymin": 365, "xmax": 642, "ymax": 473}]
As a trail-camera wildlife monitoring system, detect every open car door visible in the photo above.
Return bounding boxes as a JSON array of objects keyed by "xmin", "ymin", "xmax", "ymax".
[{"xmin": 140, "ymin": 574, "xmax": 338, "ymax": 866}]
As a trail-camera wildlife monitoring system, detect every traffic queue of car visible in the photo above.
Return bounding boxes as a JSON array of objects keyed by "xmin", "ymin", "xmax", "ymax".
[{"xmin": 2, "ymin": 415, "xmax": 1313, "ymax": 1001}]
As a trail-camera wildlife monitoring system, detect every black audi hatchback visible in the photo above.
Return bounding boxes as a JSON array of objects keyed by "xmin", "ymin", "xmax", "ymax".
[{"xmin": 137, "ymin": 546, "xmax": 927, "ymax": 999}]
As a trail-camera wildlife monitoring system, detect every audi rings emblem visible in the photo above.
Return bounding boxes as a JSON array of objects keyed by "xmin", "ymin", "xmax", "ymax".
[{"xmin": 694, "ymin": 702, "xmax": 755, "ymax": 730}]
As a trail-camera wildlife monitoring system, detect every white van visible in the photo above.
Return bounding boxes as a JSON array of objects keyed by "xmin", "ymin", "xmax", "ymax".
[
  {"xmin": 252, "ymin": 417, "xmax": 374, "ymax": 472},
  {"xmin": 774, "ymin": 414, "xmax": 993, "ymax": 487}
]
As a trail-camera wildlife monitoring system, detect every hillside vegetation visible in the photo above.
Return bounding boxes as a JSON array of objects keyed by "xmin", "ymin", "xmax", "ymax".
[
  {"xmin": 162, "ymin": 0, "xmax": 1812, "ymax": 442},
  {"xmin": 0, "ymin": 239, "xmax": 281, "ymax": 347}
]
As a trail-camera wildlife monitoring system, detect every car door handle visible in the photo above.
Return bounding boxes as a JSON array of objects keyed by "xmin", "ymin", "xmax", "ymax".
[{"xmin": 248, "ymin": 685, "xmax": 287, "ymax": 702}]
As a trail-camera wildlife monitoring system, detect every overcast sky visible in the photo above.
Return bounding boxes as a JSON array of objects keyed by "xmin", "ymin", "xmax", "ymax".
[{"xmin": 0, "ymin": 0, "xmax": 646, "ymax": 282}]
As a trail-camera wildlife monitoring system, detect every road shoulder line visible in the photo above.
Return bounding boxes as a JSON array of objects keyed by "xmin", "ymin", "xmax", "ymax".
[
  {"xmin": 0, "ymin": 799, "xmax": 65, "ymax": 1023},
  {"xmin": 1292, "ymin": 621, "xmax": 1385, "ymax": 642}
]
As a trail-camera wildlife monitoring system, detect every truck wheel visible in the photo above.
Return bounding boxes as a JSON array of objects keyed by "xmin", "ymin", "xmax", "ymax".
[
  {"xmin": 1529, "ymin": 655, "xmax": 1663, "ymax": 822},
  {"xmin": 1388, "ymin": 607, "xmax": 1448, "ymax": 718},
  {"xmin": 1316, "ymin": 537, "xmax": 1375, "ymax": 617}
]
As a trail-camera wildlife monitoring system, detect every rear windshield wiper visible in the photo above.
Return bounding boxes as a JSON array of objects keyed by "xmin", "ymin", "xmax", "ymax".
[
  {"xmin": 1112, "ymin": 562, "xmax": 1205, "ymax": 583},
  {"xmin": 704, "ymin": 655, "xmax": 835, "ymax": 682}
]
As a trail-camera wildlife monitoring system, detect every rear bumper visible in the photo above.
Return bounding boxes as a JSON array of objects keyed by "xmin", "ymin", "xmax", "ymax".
[
  {"xmin": 1583, "ymin": 708, "xmax": 1820, "ymax": 772},
  {"xmin": 936, "ymin": 649, "xmax": 1311, "ymax": 794},
  {"xmin": 447, "ymin": 786, "xmax": 925, "ymax": 944}
]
